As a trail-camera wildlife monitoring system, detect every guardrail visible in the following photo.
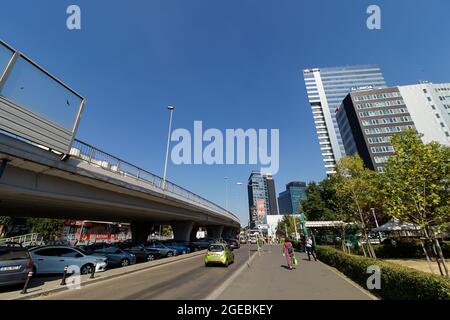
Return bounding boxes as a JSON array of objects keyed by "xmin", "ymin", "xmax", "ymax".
[
  {"xmin": 69, "ymin": 139, "xmax": 239, "ymax": 223},
  {"xmin": 0, "ymin": 233, "xmax": 44, "ymax": 246}
]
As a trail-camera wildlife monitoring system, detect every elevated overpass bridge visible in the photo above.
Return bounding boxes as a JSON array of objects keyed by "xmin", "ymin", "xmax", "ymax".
[
  {"xmin": 0, "ymin": 39, "xmax": 240, "ymax": 241},
  {"xmin": 0, "ymin": 132, "xmax": 240, "ymax": 241}
]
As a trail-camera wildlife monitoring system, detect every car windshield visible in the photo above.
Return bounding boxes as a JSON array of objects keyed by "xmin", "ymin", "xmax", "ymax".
[
  {"xmin": 208, "ymin": 245, "xmax": 224, "ymax": 252},
  {"xmin": 0, "ymin": 248, "xmax": 29, "ymax": 261}
]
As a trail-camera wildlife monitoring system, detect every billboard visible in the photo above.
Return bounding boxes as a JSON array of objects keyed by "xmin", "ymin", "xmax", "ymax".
[
  {"xmin": 256, "ymin": 199, "xmax": 266, "ymax": 216},
  {"xmin": 0, "ymin": 39, "xmax": 85, "ymax": 155}
]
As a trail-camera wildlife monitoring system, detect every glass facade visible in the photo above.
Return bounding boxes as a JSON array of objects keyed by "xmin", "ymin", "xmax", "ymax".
[
  {"xmin": 247, "ymin": 171, "xmax": 278, "ymax": 227},
  {"xmin": 303, "ymin": 65, "xmax": 387, "ymax": 174},
  {"xmin": 278, "ymin": 182, "xmax": 307, "ymax": 215}
]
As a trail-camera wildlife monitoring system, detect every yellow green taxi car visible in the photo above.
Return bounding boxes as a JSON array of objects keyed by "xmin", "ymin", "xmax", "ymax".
[{"xmin": 204, "ymin": 243, "xmax": 234, "ymax": 267}]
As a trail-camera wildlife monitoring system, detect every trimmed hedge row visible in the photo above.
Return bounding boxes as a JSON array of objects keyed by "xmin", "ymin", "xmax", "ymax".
[{"xmin": 316, "ymin": 245, "xmax": 450, "ymax": 300}]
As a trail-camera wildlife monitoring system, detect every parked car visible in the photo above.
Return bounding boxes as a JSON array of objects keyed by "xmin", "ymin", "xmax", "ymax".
[
  {"xmin": 204, "ymin": 243, "xmax": 235, "ymax": 267},
  {"xmin": 161, "ymin": 241, "xmax": 191, "ymax": 254},
  {"xmin": 117, "ymin": 243, "xmax": 162, "ymax": 262},
  {"xmin": 191, "ymin": 238, "xmax": 216, "ymax": 250},
  {"xmin": 86, "ymin": 245, "xmax": 136, "ymax": 267},
  {"xmin": 0, "ymin": 243, "xmax": 33, "ymax": 287},
  {"xmin": 145, "ymin": 241, "xmax": 177, "ymax": 257},
  {"xmin": 29, "ymin": 246, "xmax": 107, "ymax": 275},
  {"xmin": 239, "ymin": 237, "xmax": 247, "ymax": 245},
  {"xmin": 225, "ymin": 238, "xmax": 240, "ymax": 249},
  {"xmin": 249, "ymin": 236, "xmax": 257, "ymax": 244}
]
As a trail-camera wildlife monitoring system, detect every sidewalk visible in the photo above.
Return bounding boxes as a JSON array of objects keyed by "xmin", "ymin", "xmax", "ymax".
[{"xmin": 215, "ymin": 245, "xmax": 377, "ymax": 300}]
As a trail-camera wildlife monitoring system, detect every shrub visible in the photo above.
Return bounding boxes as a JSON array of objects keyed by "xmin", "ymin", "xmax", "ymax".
[{"xmin": 316, "ymin": 245, "xmax": 450, "ymax": 300}]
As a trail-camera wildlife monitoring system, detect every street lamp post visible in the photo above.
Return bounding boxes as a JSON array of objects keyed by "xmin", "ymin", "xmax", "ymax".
[
  {"xmin": 371, "ymin": 208, "xmax": 382, "ymax": 242},
  {"xmin": 162, "ymin": 105, "xmax": 174, "ymax": 190},
  {"xmin": 224, "ymin": 177, "xmax": 229, "ymax": 211}
]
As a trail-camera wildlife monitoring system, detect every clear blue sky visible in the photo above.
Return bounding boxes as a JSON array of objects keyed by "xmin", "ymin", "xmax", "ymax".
[{"xmin": 1, "ymin": 0, "xmax": 450, "ymax": 225}]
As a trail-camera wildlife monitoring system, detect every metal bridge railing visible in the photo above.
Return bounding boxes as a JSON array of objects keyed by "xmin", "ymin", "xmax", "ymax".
[{"xmin": 69, "ymin": 139, "xmax": 239, "ymax": 222}]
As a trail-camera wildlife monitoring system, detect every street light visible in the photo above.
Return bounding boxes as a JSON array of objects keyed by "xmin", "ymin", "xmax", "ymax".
[
  {"xmin": 162, "ymin": 105, "xmax": 174, "ymax": 190},
  {"xmin": 224, "ymin": 177, "xmax": 229, "ymax": 211},
  {"xmin": 371, "ymin": 207, "xmax": 382, "ymax": 242}
]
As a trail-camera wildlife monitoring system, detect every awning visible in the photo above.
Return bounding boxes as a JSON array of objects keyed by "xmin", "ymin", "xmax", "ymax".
[{"xmin": 371, "ymin": 218, "xmax": 421, "ymax": 232}]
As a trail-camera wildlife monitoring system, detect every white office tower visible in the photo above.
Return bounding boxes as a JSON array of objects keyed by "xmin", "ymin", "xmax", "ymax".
[
  {"xmin": 303, "ymin": 65, "xmax": 387, "ymax": 174},
  {"xmin": 398, "ymin": 82, "xmax": 450, "ymax": 146}
]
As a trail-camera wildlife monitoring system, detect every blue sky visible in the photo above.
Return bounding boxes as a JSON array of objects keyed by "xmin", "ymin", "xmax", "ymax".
[{"xmin": 1, "ymin": 0, "xmax": 450, "ymax": 225}]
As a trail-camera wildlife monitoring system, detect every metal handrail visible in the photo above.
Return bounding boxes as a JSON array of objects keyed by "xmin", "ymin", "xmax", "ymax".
[{"xmin": 69, "ymin": 139, "xmax": 239, "ymax": 222}]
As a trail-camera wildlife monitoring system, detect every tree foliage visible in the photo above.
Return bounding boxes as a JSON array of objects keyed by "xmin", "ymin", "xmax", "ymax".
[
  {"xmin": 300, "ymin": 179, "xmax": 339, "ymax": 221},
  {"xmin": 379, "ymin": 129, "xmax": 450, "ymax": 230}
]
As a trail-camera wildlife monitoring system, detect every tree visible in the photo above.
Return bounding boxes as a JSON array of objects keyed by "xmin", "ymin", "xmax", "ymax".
[
  {"xmin": 300, "ymin": 180, "xmax": 338, "ymax": 222},
  {"xmin": 27, "ymin": 218, "xmax": 65, "ymax": 242},
  {"xmin": 380, "ymin": 129, "xmax": 450, "ymax": 276},
  {"xmin": 332, "ymin": 155, "xmax": 379, "ymax": 258},
  {"xmin": 276, "ymin": 215, "xmax": 298, "ymax": 240}
]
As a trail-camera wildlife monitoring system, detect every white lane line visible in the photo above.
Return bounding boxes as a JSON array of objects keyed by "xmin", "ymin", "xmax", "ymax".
[
  {"xmin": 206, "ymin": 250, "xmax": 258, "ymax": 300},
  {"xmin": 317, "ymin": 260, "xmax": 379, "ymax": 300}
]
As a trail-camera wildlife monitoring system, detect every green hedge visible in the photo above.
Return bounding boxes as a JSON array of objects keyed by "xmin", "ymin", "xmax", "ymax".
[
  {"xmin": 350, "ymin": 242, "xmax": 450, "ymax": 259},
  {"xmin": 316, "ymin": 245, "xmax": 450, "ymax": 300}
]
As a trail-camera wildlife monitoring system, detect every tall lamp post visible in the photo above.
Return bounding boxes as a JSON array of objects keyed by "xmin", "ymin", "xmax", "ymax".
[
  {"xmin": 224, "ymin": 177, "xmax": 229, "ymax": 211},
  {"xmin": 371, "ymin": 207, "xmax": 382, "ymax": 242},
  {"xmin": 162, "ymin": 105, "xmax": 174, "ymax": 190}
]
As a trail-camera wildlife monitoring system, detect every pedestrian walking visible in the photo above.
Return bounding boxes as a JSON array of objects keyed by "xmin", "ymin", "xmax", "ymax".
[
  {"xmin": 283, "ymin": 238, "xmax": 295, "ymax": 270},
  {"xmin": 305, "ymin": 236, "xmax": 318, "ymax": 261}
]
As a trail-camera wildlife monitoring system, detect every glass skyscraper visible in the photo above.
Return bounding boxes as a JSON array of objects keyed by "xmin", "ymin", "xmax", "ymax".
[
  {"xmin": 303, "ymin": 65, "xmax": 387, "ymax": 174},
  {"xmin": 247, "ymin": 171, "xmax": 278, "ymax": 228},
  {"xmin": 278, "ymin": 181, "xmax": 307, "ymax": 215}
]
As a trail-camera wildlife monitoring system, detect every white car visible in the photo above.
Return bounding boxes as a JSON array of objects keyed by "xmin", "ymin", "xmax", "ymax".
[{"xmin": 29, "ymin": 246, "xmax": 108, "ymax": 275}]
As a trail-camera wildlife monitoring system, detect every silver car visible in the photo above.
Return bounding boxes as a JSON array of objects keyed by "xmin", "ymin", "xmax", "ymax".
[
  {"xmin": 0, "ymin": 244, "xmax": 33, "ymax": 287},
  {"xmin": 29, "ymin": 246, "xmax": 107, "ymax": 275}
]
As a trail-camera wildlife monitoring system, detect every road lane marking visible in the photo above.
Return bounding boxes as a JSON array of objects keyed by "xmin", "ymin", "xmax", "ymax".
[{"xmin": 205, "ymin": 250, "xmax": 258, "ymax": 300}]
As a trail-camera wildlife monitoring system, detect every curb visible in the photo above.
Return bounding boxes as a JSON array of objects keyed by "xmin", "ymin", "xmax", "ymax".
[{"xmin": 12, "ymin": 250, "xmax": 207, "ymax": 300}]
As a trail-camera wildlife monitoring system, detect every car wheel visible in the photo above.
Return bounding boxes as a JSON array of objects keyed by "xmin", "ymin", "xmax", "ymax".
[
  {"xmin": 81, "ymin": 264, "xmax": 94, "ymax": 275},
  {"xmin": 182, "ymin": 250, "xmax": 187, "ymax": 255},
  {"xmin": 167, "ymin": 251, "xmax": 174, "ymax": 257},
  {"xmin": 224, "ymin": 260, "xmax": 229, "ymax": 268},
  {"xmin": 146, "ymin": 254, "xmax": 155, "ymax": 261},
  {"xmin": 194, "ymin": 248, "xmax": 199, "ymax": 252},
  {"xmin": 32, "ymin": 266, "xmax": 37, "ymax": 276},
  {"xmin": 120, "ymin": 259, "xmax": 130, "ymax": 267}
]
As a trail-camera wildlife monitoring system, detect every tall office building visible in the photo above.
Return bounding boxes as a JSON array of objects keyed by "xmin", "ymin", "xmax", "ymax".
[
  {"xmin": 398, "ymin": 82, "xmax": 450, "ymax": 145},
  {"xmin": 336, "ymin": 83, "xmax": 450, "ymax": 172},
  {"xmin": 303, "ymin": 65, "xmax": 387, "ymax": 174},
  {"xmin": 278, "ymin": 181, "xmax": 307, "ymax": 215},
  {"xmin": 247, "ymin": 171, "xmax": 278, "ymax": 228},
  {"xmin": 337, "ymin": 87, "xmax": 415, "ymax": 172}
]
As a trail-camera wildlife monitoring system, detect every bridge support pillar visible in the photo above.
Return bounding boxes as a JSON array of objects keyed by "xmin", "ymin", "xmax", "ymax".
[
  {"xmin": 190, "ymin": 225, "xmax": 199, "ymax": 241},
  {"xmin": 222, "ymin": 227, "xmax": 233, "ymax": 239},
  {"xmin": 172, "ymin": 221, "xmax": 194, "ymax": 242},
  {"xmin": 131, "ymin": 222, "xmax": 152, "ymax": 243},
  {"xmin": 206, "ymin": 225, "xmax": 224, "ymax": 239}
]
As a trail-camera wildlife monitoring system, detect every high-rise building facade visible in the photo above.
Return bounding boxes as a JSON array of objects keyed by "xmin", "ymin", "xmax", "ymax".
[
  {"xmin": 337, "ymin": 87, "xmax": 415, "ymax": 172},
  {"xmin": 278, "ymin": 181, "xmax": 307, "ymax": 215},
  {"xmin": 398, "ymin": 82, "xmax": 450, "ymax": 145},
  {"xmin": 336, "ymin": 83, "xmax": 450, "ymax": 172},
  {"xmin": 247, "ymin": 171, "xmax": 278, "ymax": 227},
  {"xmin": 303, "ymin": 65, "xmax": 387, "ymax": 174}
]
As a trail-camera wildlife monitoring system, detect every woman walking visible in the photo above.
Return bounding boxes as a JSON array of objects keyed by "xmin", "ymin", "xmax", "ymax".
[{"xmin": 283, "ymin": 238, "xmax": 294, "ymax": 270}]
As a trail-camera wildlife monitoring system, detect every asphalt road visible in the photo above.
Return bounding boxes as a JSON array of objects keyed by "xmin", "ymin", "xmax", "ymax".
[{"xmin": 37, "ymin": 246, "xmax": 254, "ymax": 300}]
